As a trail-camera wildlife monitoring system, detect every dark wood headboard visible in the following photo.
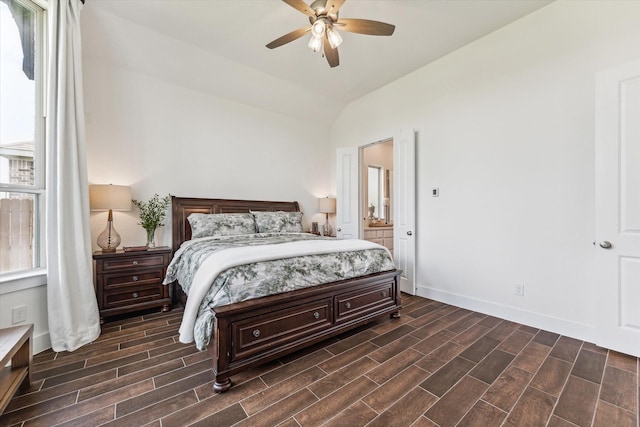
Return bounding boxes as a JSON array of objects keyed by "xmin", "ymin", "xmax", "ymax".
[{"xmin": 171, "ymin": 196, "xmax": 301, "ymax": 253}]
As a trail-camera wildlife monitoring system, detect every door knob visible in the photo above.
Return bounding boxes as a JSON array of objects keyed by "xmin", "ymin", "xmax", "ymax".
[
  {"xmin": 407, "ymin": 231, "xmax": 413, "ymax": 236},
  {"xmin": 337, "ymin": 228, "xmax": 342, "ymax": 232},
  {"xmin": 599, "ymin": 241, "xmax": 612, "ymax": 249}
]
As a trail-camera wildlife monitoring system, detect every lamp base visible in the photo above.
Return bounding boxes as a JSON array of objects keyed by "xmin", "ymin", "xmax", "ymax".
[
  {"xmin": 97, "ymin": 209, "xmax": 121, "ymax": 252},
  {"xmin": 323, "ymin": 213, "xmax": 332, "ymax": 237}
]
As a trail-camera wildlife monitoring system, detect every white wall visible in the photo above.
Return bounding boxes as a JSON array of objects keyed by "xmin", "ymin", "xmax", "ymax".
[
  {"xmin": 330, "ymin": 1, "xmax": 640, "ymax": 343},
  {"xmin": 0, "ymin": 278, "xmax": 48, "ymax": 353},
  {"xmin": 84, "ymin": 60, "xmax": 331, "ymax": 249},
  {"xmin": 80, "ymin": 6, "xmax": 333, "ymax": 248}
]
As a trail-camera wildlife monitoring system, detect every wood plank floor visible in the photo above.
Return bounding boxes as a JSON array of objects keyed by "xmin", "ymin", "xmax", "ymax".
[{"xmin": 2, "ymin": 294, "xmax": 638, "ymax": 426}]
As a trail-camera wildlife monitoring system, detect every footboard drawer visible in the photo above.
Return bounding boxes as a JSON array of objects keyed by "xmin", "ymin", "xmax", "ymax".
[
  {"xmin": 231, "ymin": 298, "xmax": 332, "ymax": 361},
  {"xmin": 335, "ymin": 282, "xmax": 396, "ymax": 324}
]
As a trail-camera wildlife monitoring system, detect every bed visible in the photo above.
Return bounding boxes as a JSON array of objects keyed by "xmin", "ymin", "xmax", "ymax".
[{"xmin": 168, "ymin": 196, "xmax": 402, "ymax": 393}]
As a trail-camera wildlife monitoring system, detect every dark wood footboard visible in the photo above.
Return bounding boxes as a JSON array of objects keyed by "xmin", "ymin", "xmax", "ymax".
[{"xmin": 208, "ymin": 269, "xmax": 401, "ymax": 392}]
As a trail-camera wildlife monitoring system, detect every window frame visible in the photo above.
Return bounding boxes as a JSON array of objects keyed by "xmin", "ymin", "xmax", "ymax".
[{"xmin": 0, "ymin": 0, "xmax": 47, "ymax": 285}]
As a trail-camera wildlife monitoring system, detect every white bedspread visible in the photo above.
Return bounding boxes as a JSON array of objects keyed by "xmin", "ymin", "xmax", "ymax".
[{"xmin": 178, "ymin": 238, "xmax": 389, "ymax": 344}]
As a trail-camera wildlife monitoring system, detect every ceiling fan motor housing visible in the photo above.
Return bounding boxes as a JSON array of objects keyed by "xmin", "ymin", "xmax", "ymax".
[{"xmin": 309, "ymin": 0, "xmax": 339, "ymax": 23}]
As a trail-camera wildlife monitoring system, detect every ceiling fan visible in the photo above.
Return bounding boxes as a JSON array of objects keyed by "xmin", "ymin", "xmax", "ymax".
[{"xmin": 266, "ymin": 0, "xmax": 395, "ymax": 68}]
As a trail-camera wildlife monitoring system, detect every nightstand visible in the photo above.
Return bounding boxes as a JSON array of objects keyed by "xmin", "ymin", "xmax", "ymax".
[{"xmin": 93, "ymin": 247, "xmax": 172, "ymax": 323}]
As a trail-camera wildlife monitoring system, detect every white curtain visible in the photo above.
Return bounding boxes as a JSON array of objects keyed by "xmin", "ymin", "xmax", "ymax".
[{"xmin": 46, "ymin": 0, "xmax": 100, "ymax": 352}]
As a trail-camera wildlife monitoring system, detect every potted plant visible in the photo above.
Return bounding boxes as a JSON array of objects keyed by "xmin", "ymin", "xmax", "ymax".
[{"xmin": 132, "ymin": 194, "xmax": 171, "ymax": 248}]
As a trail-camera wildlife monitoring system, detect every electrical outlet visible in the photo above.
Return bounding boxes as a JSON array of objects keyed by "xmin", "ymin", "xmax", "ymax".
[
  {"xmin": 514, "ymin": 284, "xmax": 525, "ymax": 296},
  {"xmin": 12, "ymin": 305, "xmax": 27, "ymax": 324}
]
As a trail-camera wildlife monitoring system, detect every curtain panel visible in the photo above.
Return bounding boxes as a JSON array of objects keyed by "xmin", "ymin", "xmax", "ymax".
[{"xmin": 46, "ymin": 0, "xmax": 100, "ymax": 352}]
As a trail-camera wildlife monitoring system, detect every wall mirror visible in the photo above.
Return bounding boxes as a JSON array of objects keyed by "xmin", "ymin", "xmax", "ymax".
[
  {"xmin": 368, "ymin": 165, "xmax": 383, "ymax": 219},
  {"xmin": 362, "ymin": 140, "xmax": 393, "ymax": 225}
]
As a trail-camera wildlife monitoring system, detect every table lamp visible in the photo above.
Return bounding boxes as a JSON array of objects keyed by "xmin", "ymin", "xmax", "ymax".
[
  {"xmin": 319, "ymin": 197, "xmax": 336, "ymax": 237},
  {"xmin": 90, "ymin": 184, "xmax": 132, "ymax": 252}
]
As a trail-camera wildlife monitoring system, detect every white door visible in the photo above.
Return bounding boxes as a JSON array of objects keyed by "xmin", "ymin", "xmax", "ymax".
[
  {"xmin": 336, "ymin": 147, "xmax": 359, "ymax": 239},
  {"xmin": 394, "ymin": 129, "xmax": 416, "ymax": 295},
  {"xmin": 595, "ymin": 59, "xmax": 640, "ymax": 357}
]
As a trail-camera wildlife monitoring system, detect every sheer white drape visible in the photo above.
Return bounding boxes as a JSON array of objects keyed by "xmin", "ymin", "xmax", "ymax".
[{"xmin": 46, "ymin": 0, "xmax": 100, "ymax": 352}]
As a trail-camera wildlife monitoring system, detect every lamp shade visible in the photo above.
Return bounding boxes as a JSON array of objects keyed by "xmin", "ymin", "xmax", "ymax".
[
  {"xmin": 89, "ymin": 184, "xmax": 132, "ymax": 211},
  {"xmin": 319, "ymin": 197, "xmax": 336, "ymax": 214}
]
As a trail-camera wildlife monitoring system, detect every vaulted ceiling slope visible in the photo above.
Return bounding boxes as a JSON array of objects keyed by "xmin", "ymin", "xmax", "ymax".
[{"xmin": 82, "ymin": 0, "xmax": 552, "ymax": 123}]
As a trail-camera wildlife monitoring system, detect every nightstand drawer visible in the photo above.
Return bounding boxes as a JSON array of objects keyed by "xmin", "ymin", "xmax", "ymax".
[
  {"xmin": 104, "ymin": 268, "xmax": 164, "ymax": 289},
  {"xmin": 103, "ymin": 285, "xmax": 164, "ymax": 308},
  {"xmin": 102, "ymin": 255, "xmax": 166, "ymax": 271}
]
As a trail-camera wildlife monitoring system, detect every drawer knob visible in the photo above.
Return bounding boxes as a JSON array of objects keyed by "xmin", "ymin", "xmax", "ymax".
[
  {"xmin": 313, "ymin": 311, "xmax": 320, "ymax": 319},
  {"xmin": 345, "ymin": 302, "xmax": 351, "ymax": 309},
  {"xmin": 381, "ymin": 291, "xmax": 387, "ymax": 297},
  {"xmin": 132, "ymin": 260, "xmax": 139, "ymax": 266},
  {"xmin": 132, "ymin": 292, "xmax": 139, "ymax": 298},
  {"xmin": 252, "ymin": 329, "xmax": 261, "ymax": 338},
  {"xmin": 132, "ymin": 276, "xmax": 139, "ymax": 281}
]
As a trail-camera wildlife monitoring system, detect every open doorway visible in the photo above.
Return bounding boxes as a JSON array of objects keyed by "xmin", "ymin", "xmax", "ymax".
[
  {"xmin": 361, "ymin": 139, "xmax": 394, "ymax": 257},
  {"xmin": 335, "ymin": 129, "xmax": 415, "ymax": 294}
]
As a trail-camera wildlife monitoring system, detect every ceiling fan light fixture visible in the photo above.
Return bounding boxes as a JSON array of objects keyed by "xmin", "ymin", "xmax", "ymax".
[
  {"xmin": 326, "ymin": 26, "xmax": 343, "ymax": 49},
  {"xmin": 308, "ymin": 34, "xmax": 323, "ymax": 52},
  {"xmin": 311, "ymin": 19, "xmax": 326, "ymax": 38}
]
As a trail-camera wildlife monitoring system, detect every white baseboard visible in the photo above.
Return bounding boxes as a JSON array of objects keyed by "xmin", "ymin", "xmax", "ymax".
[
  {"xmin": 33, "ymin": 331, "xmax": 51, "ymax": 355},
  {"xmin": 416, "ymin": 286, "xmax": 598, "ymax": 345}
]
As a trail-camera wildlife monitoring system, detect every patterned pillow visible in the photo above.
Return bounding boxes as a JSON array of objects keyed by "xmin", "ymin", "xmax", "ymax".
[
  {"xmin": 251, "ymin": 211, "xmax": 304, "ymax": 233},
  {"xmin": 188, "ymin": 213, "xmax": 256, "ymax": 238}
]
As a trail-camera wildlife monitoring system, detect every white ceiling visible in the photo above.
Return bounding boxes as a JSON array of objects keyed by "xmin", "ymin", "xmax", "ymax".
[{"xmin": 84, "ymin": 0, "xmax": 553, "ymax": 122}]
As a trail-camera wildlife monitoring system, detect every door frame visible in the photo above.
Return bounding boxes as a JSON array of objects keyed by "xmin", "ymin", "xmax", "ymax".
[{"xmin": 336, "ymin": 129, "xmax": 416, "ymax": 295}]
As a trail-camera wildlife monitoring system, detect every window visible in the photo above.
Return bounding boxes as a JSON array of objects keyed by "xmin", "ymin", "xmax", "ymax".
[{"xmin": 0, "ymin": 0, "xmax": 46, "ymax": 277}]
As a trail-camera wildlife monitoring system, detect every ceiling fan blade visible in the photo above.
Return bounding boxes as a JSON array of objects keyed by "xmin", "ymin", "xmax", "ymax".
[
  {"xmin": 282, "ymin": 0, "xmax": 316, "ymax": 18},
  {"xmin": 336, "ymin": 18, "xmax": 395, "ymax": 36},
  {"xmin": 325, "ymin": 0, "xmax": 346, "ymax": 15},
  {"xmin": 323, "ymin": 34, "xmax": 339, "ymax": 67},
  {"xmin": 266, "ymin": 26, "xmax": 311, "ymax": 49}
]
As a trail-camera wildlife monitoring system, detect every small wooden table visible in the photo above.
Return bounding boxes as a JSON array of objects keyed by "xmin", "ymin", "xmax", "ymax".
[{"xmin": 0, "ymin": 324, "xmax": 33, "ymax": 415}]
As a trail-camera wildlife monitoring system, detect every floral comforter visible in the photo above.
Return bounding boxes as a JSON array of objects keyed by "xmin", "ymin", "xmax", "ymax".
[{"xmin": 164, "ymin": 233, "xmax": 396, "ymax": 350}]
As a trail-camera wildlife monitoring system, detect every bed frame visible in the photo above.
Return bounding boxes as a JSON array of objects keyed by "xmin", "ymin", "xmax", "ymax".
[{"xmin": 171, "ymin": 196, "xmax": 402, "ymax": 393}]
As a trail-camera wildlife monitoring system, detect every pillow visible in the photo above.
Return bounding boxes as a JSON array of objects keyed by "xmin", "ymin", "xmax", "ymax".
[
  {"xmin": 188, "ymin": 213, "xmax": 256, "ymax": 238},
  {"xmin": 251, "ymin": 211, "xmax": 303, "ymax": 233}
]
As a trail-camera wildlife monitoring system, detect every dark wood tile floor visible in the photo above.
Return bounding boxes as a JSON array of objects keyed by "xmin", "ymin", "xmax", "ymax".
[{"xmin": 2, "ymin": 294, "xmax": 638, "ymax": 426}]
